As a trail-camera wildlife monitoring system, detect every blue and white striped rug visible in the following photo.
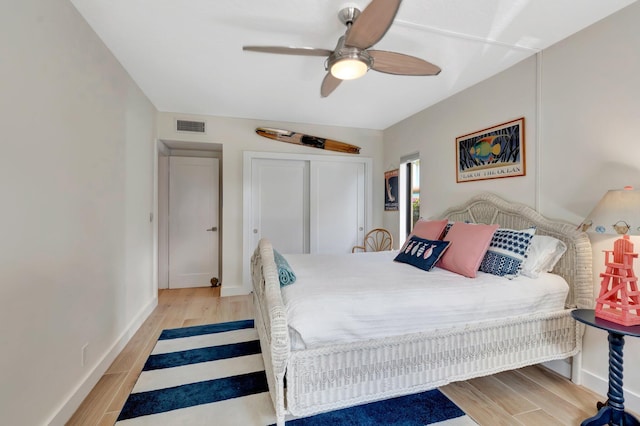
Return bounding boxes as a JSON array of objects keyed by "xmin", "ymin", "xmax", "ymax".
[{"xmin": 115, "ymin": 319, "xmax": 476, "ymax": 425}]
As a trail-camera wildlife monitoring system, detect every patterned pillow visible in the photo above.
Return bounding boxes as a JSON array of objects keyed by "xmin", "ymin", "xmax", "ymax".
[
  {"xmin": 394, "ymin": 236, "xmax": 451, "ymax": 272},
  {"xmin": 479, "ymin": 227, "xmax": 536, "ymax": 278}
]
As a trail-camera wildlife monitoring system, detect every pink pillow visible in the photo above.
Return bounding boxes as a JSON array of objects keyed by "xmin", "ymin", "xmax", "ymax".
[
  {"xmin": 411, "ymin": 219, "xmax": 448, "ymax": 240},
  {"xmin": 438, "ymin": 222, "xmax": 499, "ymax": 278}
]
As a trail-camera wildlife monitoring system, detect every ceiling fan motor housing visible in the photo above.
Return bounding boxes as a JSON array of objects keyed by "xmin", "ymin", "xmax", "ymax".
[{"xmin": 326, "ymin": 35, "xmax": 373, "ymax": 80}]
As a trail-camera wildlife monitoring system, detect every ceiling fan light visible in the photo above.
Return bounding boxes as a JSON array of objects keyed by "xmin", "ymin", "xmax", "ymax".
[{"xmin": 331, "ymin": 58, "xmax": 368, "ymax": 80}]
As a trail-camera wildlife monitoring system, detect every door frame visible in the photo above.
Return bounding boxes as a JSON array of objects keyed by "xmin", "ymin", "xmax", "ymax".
[
  {"xmin": 242, "ymin": 151, "xmax": 372, "ymax": 292},
  {"xmin": 156, "ymin": 139, "xmax": 223, "ymax": 290}
]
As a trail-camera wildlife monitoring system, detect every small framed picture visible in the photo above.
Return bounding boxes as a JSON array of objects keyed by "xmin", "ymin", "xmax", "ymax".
[
  {"xmin": 384, "ymin": 169, "xmax": 399, "ymax": 211},
  {"xmin": 456, "ymin": 117, "xmax": 525, "ymax": 183}
]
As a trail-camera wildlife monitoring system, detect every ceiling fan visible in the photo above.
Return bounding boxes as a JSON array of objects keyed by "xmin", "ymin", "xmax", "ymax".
[{"xmin": 242, "ymin": 0, "xmax": 441, "ymax": 97}]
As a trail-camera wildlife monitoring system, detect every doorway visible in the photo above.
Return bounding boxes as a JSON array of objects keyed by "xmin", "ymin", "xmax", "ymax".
[{"xmin": 157, "ymin": 141, "xmax": 222, "ymax": 289}]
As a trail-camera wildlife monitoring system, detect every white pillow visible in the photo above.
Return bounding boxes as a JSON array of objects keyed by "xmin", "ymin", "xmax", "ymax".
[{"xmin": 521, "ymin": 235, "xmax": 567, "ymax": 278}]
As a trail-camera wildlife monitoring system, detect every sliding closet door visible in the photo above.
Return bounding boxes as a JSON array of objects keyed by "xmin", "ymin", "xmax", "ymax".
[
  {"xmin": 250, "ymin": 159, "xmax": 309, "ymax": 254},
  {"xmin": 244, "ymin": 151, "xmax": 371, "ymax": 291},
  {"xmin": 310, "ymin": 161, "xmax": 365, "ymax": 254}
]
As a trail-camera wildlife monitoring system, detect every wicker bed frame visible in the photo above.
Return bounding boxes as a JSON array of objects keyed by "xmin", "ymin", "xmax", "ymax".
[{"xmin": 251, "ymin": 193, "xmax": 593, "ymax": 425}]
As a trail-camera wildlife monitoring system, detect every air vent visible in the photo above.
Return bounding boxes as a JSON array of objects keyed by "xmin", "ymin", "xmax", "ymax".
[{"xmin": 176, "ymin": 119, "xmax": 206, "ymax": 133}]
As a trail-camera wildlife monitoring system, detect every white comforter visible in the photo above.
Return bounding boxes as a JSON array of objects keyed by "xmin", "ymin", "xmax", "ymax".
[{"xmin": 282, "ymin": 250, "xmax": 569, "ymax": 350}]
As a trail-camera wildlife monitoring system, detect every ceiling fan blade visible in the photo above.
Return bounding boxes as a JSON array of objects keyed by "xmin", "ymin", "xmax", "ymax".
[
  {"xmin": 344, "ymin": 0, "xmax": 401, "ymax": 49},
  {"xmin": 243, "ymin": 46, "xmax": 332, "ymax": 57},
  {"xmin": 369, "ymin": 50, "xmax": 441, "ymax": 75},
  {"xmin": 321, "ymin": 73, "xmax": 342, "ymax": 97}
]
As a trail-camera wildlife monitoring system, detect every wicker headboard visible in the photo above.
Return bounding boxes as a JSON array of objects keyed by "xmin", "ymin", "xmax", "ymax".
[{"xmin": 437, "ymin": 193, "xmax": 593, "ymax": 309}]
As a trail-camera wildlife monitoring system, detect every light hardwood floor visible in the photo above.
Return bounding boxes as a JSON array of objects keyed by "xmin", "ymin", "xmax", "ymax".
[{"xmin": 68, "ymin": 287, "xmax": 608, "ymax": 425}]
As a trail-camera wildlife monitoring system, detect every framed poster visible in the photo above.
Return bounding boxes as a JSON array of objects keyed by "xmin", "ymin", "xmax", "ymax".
[
  {"xmin": 384, "ymin": 169, "xmax": 399, "ymax": 211},
  {"xmin": 456, "ymin": 117, "xmax": 525, "ymax": 183}
]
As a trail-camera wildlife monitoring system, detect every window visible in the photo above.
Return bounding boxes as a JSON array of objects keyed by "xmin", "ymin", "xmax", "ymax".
[{"xmin": 399, "ymin": 154, "xmax": 420, "ymax": 241}]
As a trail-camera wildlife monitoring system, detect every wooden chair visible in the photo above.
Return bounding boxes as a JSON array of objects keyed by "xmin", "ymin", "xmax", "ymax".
[{"xmin": 352, "ymin": 228, "xmax": 393, "ymax": 253}]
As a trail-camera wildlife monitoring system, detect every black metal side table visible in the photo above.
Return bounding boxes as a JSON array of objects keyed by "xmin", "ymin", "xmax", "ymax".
[{"xmin": 572, "ymin": 309, "xmax": 640, "ymax": 426}]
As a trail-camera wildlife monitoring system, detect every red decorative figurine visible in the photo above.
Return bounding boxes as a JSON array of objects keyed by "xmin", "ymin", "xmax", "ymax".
[{"xmin": 596, "ymin": 234, "xmax": 640, "ymax": 326}]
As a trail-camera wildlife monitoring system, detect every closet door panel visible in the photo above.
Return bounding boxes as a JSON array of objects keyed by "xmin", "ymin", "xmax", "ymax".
[
  {"xmin": 310, "ymin": 161, "xmax": 365, "ymax": 254},
  {"xmin": 251, "ymin": 159, "xmax": 309, "ymax": 254}
]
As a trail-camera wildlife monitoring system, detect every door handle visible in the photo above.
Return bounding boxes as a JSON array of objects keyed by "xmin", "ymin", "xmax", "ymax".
[{"xmin": 206, "ymin": 227, "xmax": 218, "ymax": 232}]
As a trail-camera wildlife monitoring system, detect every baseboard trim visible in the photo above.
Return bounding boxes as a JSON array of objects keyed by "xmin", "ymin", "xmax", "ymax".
[
  {"xmin": 47, "ymin": 296, "xmax": 158, "ymax": 425},
  {"xmin": 221, "ymin": 285, "xmax": 251, "ymax": 297},
  {"xmin": 581, "ymin": 369, "xmax": 640, "ymax": 415}
]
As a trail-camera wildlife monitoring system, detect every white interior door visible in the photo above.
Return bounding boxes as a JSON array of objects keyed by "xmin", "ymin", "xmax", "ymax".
[
  {"xmin": 251, "ymin": 159, "xmax": 309, "ymax": 254},
  {"xmin": 169, "ymin": 157, "xmax": 219, "ymax": 288},
  {"xmin": 310, "ymin": 161, "xmax": 365, "ymax": 253}
]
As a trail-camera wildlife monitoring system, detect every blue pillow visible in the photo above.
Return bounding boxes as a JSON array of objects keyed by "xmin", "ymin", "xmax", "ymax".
[
  {"xmin": 479, "ymin": 227, "xmax": 536, "ymax": 278},
  {"xmin": 273, "ymin": 249, "xmax": 296, "ymax": 286},
  {"xmin": 394, "ymin": 236, "xmax": 450, "ymax": 272}
]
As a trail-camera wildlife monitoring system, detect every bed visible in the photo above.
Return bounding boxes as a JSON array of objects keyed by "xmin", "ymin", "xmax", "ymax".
[{"xmin": 251, "ymin": 193, "xmax": 593, "ymax": 425}]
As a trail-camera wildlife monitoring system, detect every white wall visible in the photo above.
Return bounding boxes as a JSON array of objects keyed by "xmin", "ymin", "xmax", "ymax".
[
  {"xmin": 383, "ymin": 1, "xmax": 640, "ymax": 413},
  {"xmin": 539, "ymin": 1, "xmax": 640, "ymax": 410},
  {"xmin": 157, "ymin": 114, "xmax": 384, "ymax": 295},
  {"xmin": 0, "ymin": 1, "xmax": 157, "ymax": 424},
  {"xmin": 384, "ymin": 56, "xmax": 538, "ymax": 243}
]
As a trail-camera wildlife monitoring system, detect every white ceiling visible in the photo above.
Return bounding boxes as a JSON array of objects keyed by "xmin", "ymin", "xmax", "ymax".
[{"xmin": 70, "ymin": 0, "xmax": 635, "ymax": 130}]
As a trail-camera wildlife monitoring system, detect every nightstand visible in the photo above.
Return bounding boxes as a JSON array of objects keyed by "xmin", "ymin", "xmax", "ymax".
[{"xmin": 572, "ymin": 309, "xmax": 640, "ymax": 426}]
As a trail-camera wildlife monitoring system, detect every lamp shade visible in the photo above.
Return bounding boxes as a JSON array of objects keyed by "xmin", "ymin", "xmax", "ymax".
[{"xmin": 579, "ymin": 186, "xmax": 640, "ymax": 235}]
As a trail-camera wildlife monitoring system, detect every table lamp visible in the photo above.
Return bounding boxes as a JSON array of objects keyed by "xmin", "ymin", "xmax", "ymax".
[{"xmin": 579, "ymin": 186, "xmax": 640, "ymax": 326}]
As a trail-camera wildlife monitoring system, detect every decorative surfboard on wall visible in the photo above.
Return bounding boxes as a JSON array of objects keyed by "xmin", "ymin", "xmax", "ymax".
[{"xmin": 256, "ymin": 127, "xmax": 361, "ymax": 154}]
